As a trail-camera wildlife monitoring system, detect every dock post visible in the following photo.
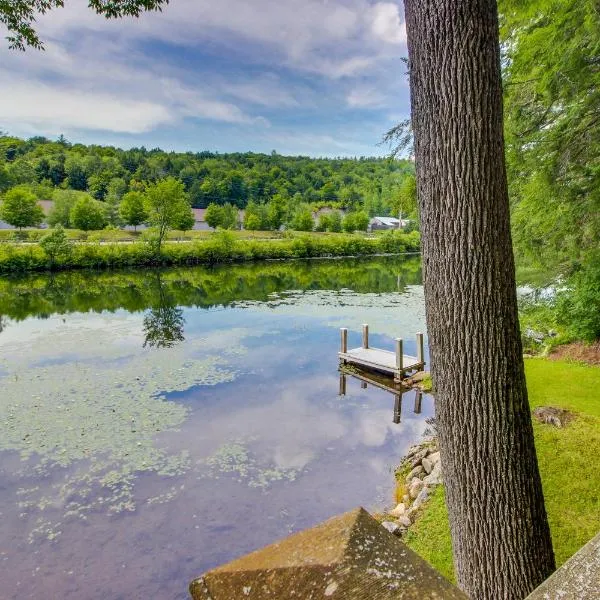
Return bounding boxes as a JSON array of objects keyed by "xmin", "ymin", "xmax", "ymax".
[
  {"xmin": 339, "ymin": 373, "xmax": 347, "ymax": 396},
  {"xmin": 393, "ymin": 393, "xmax": 402, "ymax": 423},
  {"xmin": 361, "ymin": 381, "xmax": 367, "ymax": 389},
  {"xmin": 395, "ymin": 338, "xmax": 403, "ymax": 374},
  {"xmin": 416, "ymin": 332, "xmax": 424, "ymax": 366},
  {"xmin": 414, "ymin": 390, "xmax": 423, "ymax": 414},
  {"xmin": 340, "ymin": 328, "xmax": 348, "ymax": 353},
  {"xmin": 362, "ymin": 324, "xmax": 369, "ymax": 349}
]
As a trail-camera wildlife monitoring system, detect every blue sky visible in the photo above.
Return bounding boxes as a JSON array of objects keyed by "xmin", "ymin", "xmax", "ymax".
[{"xmin": 0, "ymin": 0, "xmax": 410, "ymax": 157}]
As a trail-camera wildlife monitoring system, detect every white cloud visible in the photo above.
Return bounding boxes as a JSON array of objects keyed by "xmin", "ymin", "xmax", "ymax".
[
  {"xmin": 0, "ymin": 0, "xmax": 410, "ymax": 146},
  {"xmin": 347, "ymin": 87, "xmax": 386, "ymax": 108},
  {"xmin": 0, "ymin": 79, "xmax": 172, "ymax": 134},
  {"xmin": 370, "ymin": 2, "xmax": 407, "ymax": 45}
]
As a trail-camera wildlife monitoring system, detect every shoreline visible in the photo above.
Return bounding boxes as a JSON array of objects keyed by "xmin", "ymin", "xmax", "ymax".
[{"xmin": 0, "ymin": 231, "xmax": 420, "ymax": 274}]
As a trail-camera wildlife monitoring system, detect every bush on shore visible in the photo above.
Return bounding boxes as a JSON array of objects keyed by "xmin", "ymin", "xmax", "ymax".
[{"xmin": 0, "ymin": 230, "xmax": 420, "ymax": 273}]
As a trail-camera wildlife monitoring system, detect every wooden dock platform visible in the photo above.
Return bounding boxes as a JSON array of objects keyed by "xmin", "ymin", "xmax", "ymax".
[{"xmin": 338, "ymin": 325, "xmax": 425, "ymax": 381}]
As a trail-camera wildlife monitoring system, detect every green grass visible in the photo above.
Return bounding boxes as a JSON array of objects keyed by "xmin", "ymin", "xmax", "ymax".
[{"xmin": 403, "ymin": 358, "xmax": 600, "ymax": 582}]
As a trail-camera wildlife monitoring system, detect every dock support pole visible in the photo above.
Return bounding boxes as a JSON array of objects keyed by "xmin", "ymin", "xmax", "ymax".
[
  {"xmin": 340, "ymin": 328, "xmax": 348, "ymax": 353},
  {"xmin": 393, "ymin": 393, "xmax": 402, "ymax": 424},
  {"xmin": 395, "ymin": 338, "xmax": 403, "ymax": 374},
  {"xmin": 362, "ymin": 324, "xmax": 369, "ymax": 349},
  {"xmin": 414, "ymin": 390, "xmax": 423, "ymax": 414},
  {"xmin": 416, "ymin": 332, "xmax": 424, "ymax": 366},
  {"xmin": 339, "ymin": 373, "xmax": 347, "ymax": 396}
]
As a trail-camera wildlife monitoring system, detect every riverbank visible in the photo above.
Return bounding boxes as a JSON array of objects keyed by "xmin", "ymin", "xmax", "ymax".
[
  {"xmin": 0, "ymin": 230, "xmax": 420, "ymax": 273},
  {"xmin": 387, "ymin": 358, "xmax": 600, "ymax": 582}
]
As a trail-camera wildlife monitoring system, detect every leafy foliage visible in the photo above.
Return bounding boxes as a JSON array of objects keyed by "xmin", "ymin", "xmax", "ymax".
[
  {"xmin": 39, "ymin": 224, "xmax": 71, "ymax": 266},
  {"xmin": 70, "ymin": 195, "xmax": 107, "ymax": 231},
  {"xmin": 0, "ymin": 185, "xmax": 44, "ymax": 229},
  {"xmin": 119, "ymin": 191, "xmax": 147, "ymax": 230},
  {"xmin": 0, "ymin": 230, "xmax": 420, "ymax": 273},
  {"xmin": 500, "ymin": 0, "xmax": 600, "ymax": 340},
  {"xmin": 0, "ymin": 134, "xmax": 415, "ymax": 221},
  {"xmin": 143, "ymin": 177, "xmax": 192, "ymax": 251}
]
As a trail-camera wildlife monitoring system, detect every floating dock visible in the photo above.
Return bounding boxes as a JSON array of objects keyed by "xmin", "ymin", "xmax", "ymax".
[{"xmin": 338, "ymin": 325, "xmax": 425, "ymax": 382}]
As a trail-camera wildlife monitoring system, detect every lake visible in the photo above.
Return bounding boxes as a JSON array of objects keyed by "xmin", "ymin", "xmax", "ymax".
[{"xmin": 0, "ymin": 255, "xmax": 433, "ymax": 599}]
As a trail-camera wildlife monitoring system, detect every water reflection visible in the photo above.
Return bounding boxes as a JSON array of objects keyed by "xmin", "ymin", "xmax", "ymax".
[
  {"xmin": 143, "ymin": 274, "xmax": 186, "ymax": 348},
  {"xmin": 0, "ymin": 255, "xmax": 432, "ymax": 600},
  {"xmin": 338, "ymin": 365, "xmax": 424, "ymax": 424}
]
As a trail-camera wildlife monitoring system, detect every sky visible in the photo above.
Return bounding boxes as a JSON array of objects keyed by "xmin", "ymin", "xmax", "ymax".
[{"xmin": 0, "ymin": 0, "xmax": 411, "ymax": 157}]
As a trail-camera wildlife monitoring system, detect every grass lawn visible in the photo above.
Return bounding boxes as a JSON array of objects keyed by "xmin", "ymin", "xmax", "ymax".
[{"xmin": 403, "ymin": 358, "xmax": 600, "ymax": 582}]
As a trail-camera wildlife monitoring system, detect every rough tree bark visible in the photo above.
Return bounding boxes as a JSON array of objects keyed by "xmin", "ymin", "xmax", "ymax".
[{"xmin": 403, "ymin": 1, "xmax": 556, "ymax": 598}]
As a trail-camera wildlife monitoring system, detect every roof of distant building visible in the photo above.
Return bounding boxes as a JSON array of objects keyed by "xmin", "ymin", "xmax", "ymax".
[{"xmin": 371, "ymin": 216, "xmax": 400, "ymax": 226}]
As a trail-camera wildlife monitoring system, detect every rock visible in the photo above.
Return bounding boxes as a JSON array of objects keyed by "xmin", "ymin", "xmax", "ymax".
[
  {"xmin": 381, "ymin": 521, "xmax": 402, "ymax": 536},
  {"xmin": 409, "ymin": 478, "xmax": 424, "ymax": 499},
  {"xmin": 389, "ymin": 503, "xmax": 406, "ymax": 518},
  {"xmin": 428, "ymin": 451, "xmax": 441, "ymax": 466},
  {"xmin": 410, "ymin": 448, "xmax": 430, "ymax": 468},
  {"xmin": 423, "ymin": 461, "xmax": 443, "ymax": 485},
  {"xmin": 533, "ymin": 406, "xmax": 574, "ymax": 428},
  {"xmin": 421, "ymin": 457, "xmax": 434, "ymax": 474},
  {"xmin": 397, "ymin": 515, "xmax": 412, "ymax": 528},
  {"xmin": 412, "ymin": 487, "xmax": 430, "ymax": 510},
  {"xmin": 406, "ymin": 465, "xmax": 425, "ymax": 482},
  {"xmin": 408, "ymin": 370, "xmax": 429, "ymax": 382},
  {"xmin": 402, "ymin": 494, "xmax": 410, "ymax": 505},
  {"xmin": 406, "ymin": 506, "xmax": 419, "ymax": 521},
  {"xmin": 405, "ymin": 444, "xmax": 422, "ymax": 459}
]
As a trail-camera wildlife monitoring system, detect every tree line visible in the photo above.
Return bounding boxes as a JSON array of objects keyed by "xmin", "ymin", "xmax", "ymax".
[{"xmin": 0, "ymin": 134, "xmax": 417, "ymax": 220}]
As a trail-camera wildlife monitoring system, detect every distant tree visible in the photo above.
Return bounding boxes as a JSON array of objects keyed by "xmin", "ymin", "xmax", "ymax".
[
  {"xmin": 290, "ymin": 204, "xmax": 314, "ymax": 232},
  {"xmin": 39, "ymin": 225, "xmax": 72, "ymax": 267},
  {"xmin": 243, "ymin": 201, "xmax": 268, "ymax": 230},
  {"xmin": 87, "ymin": 172, "xmax": 113, "ymax": 200},
  {"xmin": 64, "ymin": 156, "xmax": 88, "ymax": 191},
  {"xmin": 70, "ymin": 195, "xmax": 107, "ymax": 231},
  {"xmin": 179, "ymin": 166, "xmax": 197, "ymax": 191},
  {"xmin": 48, "ymin": 189, "xmax": 85, "ymax": 228},
  {"xmin": 315, "ymin": 213, "xmax": 331, "ymax": 232},
  {"xmin": 329, "ymin": 210, "xmax": 343, "ymax": 232},
  {"xmin": 397, "ymin": 174, "xmax": 417, "ymax": 219},
  {"xmin": 353, "ymin": 210, "xmax": 369, "ymax": 232},
  {"xmin": 174, "ymin": 207, "xmax": 195, "ymax": 232},
  {"xmin": 244, "ymin": 213, "xmax": 262, "ymax": 231},
  {"xmin": 119, "ymin": 191, "xmax": 147, "ymax": 231},
  {"xmin": 0, "ymin": 186, "xmax": 44, "ymax": 229},
  {"xmin": 143, "ymin": 177, "xmax": 191, "ymax": 251},
  {"xmin": 266, "ymin": 193, "xmax": 288, "ymax": 230},
  {"xmin": 342, "ymin": 212, "xmax": 356, "ymax": 233},
  {"xmin": 221, "ymin": 203, "xmax": 239, "ymax": 230},
  {"xmin": 205, "ymin": 203, "xmax": 224, "ymax": 229},
  {"xmin": 104, "ymin": 177, "xmax": 127, "ymax": 226}
]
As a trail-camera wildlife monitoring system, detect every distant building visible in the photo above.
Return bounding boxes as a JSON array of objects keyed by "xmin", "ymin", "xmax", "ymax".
[
  {"xmin": 368, "ymin": 216, "xmax": 412, "ymax": 232},
  {"xmin": 192, "ymin": 208, "xmax": 211, "ymax": 230},
  {"xmin": 192, "ymin": 207, "xmax": 245, "ymax": 230}
]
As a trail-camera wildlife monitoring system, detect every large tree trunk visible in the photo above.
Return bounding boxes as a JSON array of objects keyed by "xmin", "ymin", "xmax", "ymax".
[{"xmin": 403, "ymin": 1, "xmax": 555, "ymax": 598}]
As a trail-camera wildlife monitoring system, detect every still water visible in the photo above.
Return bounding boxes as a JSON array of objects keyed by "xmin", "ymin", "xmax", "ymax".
[{"xmin": 0, "ymin": 255, "xmax": 433, "ymax": 599}]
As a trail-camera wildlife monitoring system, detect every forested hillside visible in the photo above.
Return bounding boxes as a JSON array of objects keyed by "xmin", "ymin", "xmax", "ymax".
[{"xmin": 0, "ymin": 135, "xmax": 416, "ymax": 217}]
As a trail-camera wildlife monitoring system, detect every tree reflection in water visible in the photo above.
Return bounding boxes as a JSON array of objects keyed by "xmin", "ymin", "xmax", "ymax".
[{"xmin": 143, "ymin": 274, "xmax": 185, "ymax": 348}]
